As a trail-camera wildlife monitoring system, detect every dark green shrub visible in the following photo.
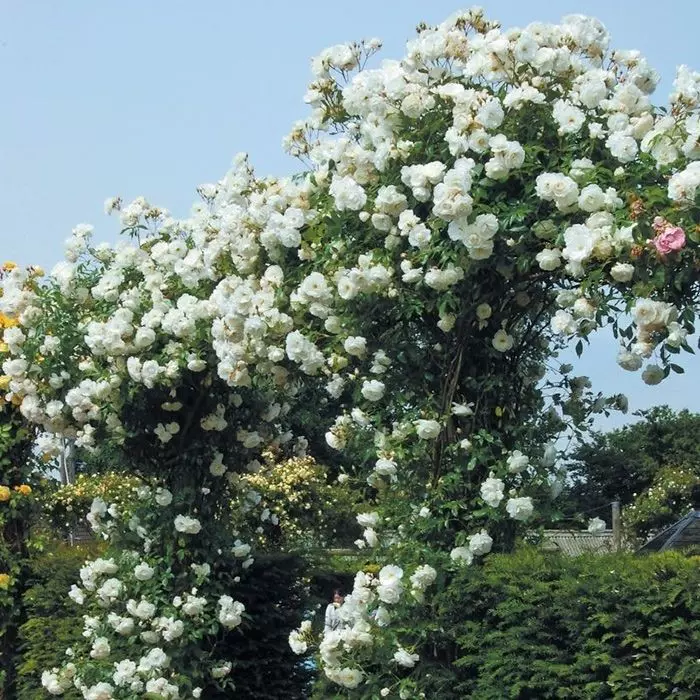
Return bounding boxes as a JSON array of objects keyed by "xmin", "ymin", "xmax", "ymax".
[
  {"xmin": 204, "ymin": 552, "xmax": 314, "ymax": 699},
  {"xmin": 15, "ymin": 542, "xmax": 102, "ymax": 700},
  {"xmin": 438, "ymin": 549, "xmax": 700, "ymax": 700}
]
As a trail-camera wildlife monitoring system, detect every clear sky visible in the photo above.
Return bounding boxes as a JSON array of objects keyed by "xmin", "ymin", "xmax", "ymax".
[{"xmin": 1, "ymin": 0, "xmax": 699, "ymax": 432}]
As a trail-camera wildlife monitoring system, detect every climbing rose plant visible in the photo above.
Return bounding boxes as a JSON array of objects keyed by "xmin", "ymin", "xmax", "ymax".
[{"xmin": 1, "ymin": 8, "xmax": 700, "ymax": 699}]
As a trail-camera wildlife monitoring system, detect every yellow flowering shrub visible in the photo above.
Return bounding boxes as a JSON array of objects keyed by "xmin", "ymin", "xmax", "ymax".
[
  {"xmin": 40, "ymin": 472, "xmax": 142, "ymax": 534},
  {"xmin": 625, "ymin": 464, "xmax": 700, "ymax": 538},
  {"xmin": 237, "ymin": 453, "xmax": 359, "ymax": 550}
]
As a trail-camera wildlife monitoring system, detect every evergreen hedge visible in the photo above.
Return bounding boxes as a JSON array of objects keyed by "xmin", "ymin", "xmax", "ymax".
[{"xmin": 432, "ymin": 549, "xmax": 700, "ymax": 699}]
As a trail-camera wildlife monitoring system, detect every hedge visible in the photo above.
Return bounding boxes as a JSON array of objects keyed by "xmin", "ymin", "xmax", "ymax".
[
  {"xmin": 431, "ymin": 549, "xmax": 700, "ymax": 699},
  {"xmin": 15, "ymin": 542, "xmax": 102, "ymax": 700}
]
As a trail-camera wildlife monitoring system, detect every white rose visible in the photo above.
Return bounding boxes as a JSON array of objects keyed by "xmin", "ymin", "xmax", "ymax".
[
  {"xmin": 587, "ymin": 517, "xmax": 606, "ymax": 533},
  {"xmin": 476, "ymin": 303, "xmax": 492, "ymax": 320},
  {"xmin": 329, "ymin": 175, "xmax": 367, "ymax": 211},
  {"xmin": 134, "ymin": 562, "xmax": 155, "ymax": 581},
  {"xmin": 414, "ymin": 419, "xmax": 441, "ymax": 440},
  {"xmin": 90, "ymin": 637, "xmax": 110, "ymax": 660},
  {"xmin": 617, "ymin": 350, "xmax": 643, "ymax": 372},
  {"xmin": 344, "ymin": 336, "xmax": 367, "ymax": 357},
  {"xmin": 133, "ymin": 327, "xmax": 156, "ymax": 349},
  {"xmin": 174, "ymin": 515, "xmax": 201, "ymax": 534},
  {"xmin": 606, "ymin": 132, "xmax": 638, "ymax": 163},
  {"xmin": 68, "ymin": 584, "xmax": 85, "ymax": 605},
  {"xmin": 642, "ymin": 364, "xmax": 665, "ymax": 385},
  {"xmin": 84, "ymin": 682, "xmax": 114, "ymax": 700},
  {"xmin": 506, "ymin": 496, "xmax": 534, "ymax": 521},
  {"xmin": 563, "ymin": 224, "xmax": 595, "ymax": 264},
  {"xmin": 393, "ymin": 647, "xmax": 420, "ymax": 668},
  {"xmin": 577, "ymin": 184, "xmax": 606, "ymax": 212},
  {"xmin": 232, "ymin": 540, "xmax": 251, "ymax": 558},
  {"xmin": 506, "ymin": 450, "xmax": 529, "ymax": 474},
  {"xmin": 155, "ymin": 488, "xmax": 173, "ymax": 506},
  {"xmin": 480, "ymin": 476, "xmax": 505, "ymax": 507},
  {"xmin": 535, "ymin": 248, "xmax": 562, "ymax": 271},
  {"xmin": 325, "ymin": 431, "xmax": 345, "ymax": 450},
  {"xmin": 375, "ymin": 457, "xmax": 398, "ymax": 478},
  {"xmin": 361, "ymin": 379, "xmax": 385, "ymax": 402},
  {"xmin": 468, "ymin": 529, "xmax": 493, "ymax": 556},
  {"xmin": 438, "ymin": 313, "xmax": 456, "ymax": 332},
  {"xmin": 572, "ymin": 297, "xmax": 596, "ymax": 320},
  {"xmin": 364, "ymin": 527, "xmax": 379, "ymax": 547},
  {"xmin": 450, "ymin": 546, "xmax": 473, "ymax": 565},
  {"xmin": 127, "ymin": 599, "xmax": 157, "ymax": 620},
  {"xmin": 610, "ymin": 262, "xmax": 634, "ymax": 282},
  {"xmin": 551, "ymin": 310, "xmax": 577, "ymax": 335},
  {"xmin": 492, "ymin": 329, "xmax": 514, "ymax": 352},
  {"xmin": 356, "ymin": 511, "xmax": 380, "ymax": 528}
]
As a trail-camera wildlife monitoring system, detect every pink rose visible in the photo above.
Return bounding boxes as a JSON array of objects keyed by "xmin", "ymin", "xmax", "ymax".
[{"xmin": 653, "ymin": 226, "xmax": 686, "ymax": 255}]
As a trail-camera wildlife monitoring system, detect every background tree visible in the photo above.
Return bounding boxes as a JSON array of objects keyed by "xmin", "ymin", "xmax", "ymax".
[{"xmin": 562, "ymin": 406, "xmax": 700, "ymax": 519}]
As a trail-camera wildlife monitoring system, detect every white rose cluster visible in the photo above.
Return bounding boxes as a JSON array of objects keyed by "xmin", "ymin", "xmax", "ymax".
[
  {"xmin": 40, "ymin": 488, "xmax": 251, "ymax": 698},
  {"xmin": 307, "ymin": 562, "xmax": 436, "ymax": 687}
]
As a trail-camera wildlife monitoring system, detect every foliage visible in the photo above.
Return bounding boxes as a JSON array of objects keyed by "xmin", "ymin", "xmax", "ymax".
[
  {"xmin": 625, "ymin": 464, "xmax": 700, "ymax": 538},
  {"xmin": 39, "ymin": 472, "xmax": 142, "ymax": 535},
  {"xmin": 565, "ymin": 406, "xmax": 700, "ymax": 514},
  {"xmin": 15, "ymin": 542, "xmax": 103, "ymax": 700},
  {"xmin": 205, "ymin": 553, "xmax": 314, "ymax": 699},
  {"xmin": 237, "ymin": 453, "xmax": 360, "ymax": 550}
]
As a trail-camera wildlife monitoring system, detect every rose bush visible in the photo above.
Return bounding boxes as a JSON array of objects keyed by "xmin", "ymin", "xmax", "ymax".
[
  {"xmin": 40, "ymin": 472, "xmax": 142, "ymax": 536},
  {"xmin": 2, "ymin": 7, "xmax": 700, "ymax": 697}
]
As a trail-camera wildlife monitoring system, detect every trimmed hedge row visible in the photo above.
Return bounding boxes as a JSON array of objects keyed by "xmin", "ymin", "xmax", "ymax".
[{"xmin": 425, "ymin": 549, "xmax": 700, "ymax": 699}]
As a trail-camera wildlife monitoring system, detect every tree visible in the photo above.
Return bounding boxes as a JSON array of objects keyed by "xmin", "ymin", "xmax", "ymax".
[
  {"xmin": 625, "ymin": 464, "xmax": 700, "ymax": 538},
  {"xmin": 564, "ymin": 406, "xmax": 700, "ymax": 517}
]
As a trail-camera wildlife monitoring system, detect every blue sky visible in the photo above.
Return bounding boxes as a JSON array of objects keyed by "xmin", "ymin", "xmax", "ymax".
[{"xmin": 1, "ymin": 0, "xmax": 699, "ymax": 431}]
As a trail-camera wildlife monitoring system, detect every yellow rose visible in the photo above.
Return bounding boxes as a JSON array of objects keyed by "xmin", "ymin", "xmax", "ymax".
[
  {"xmin": 2, "ymin": 261, "xmax": 17, "ymax": 270},
  {"xmin": 16, "ymin": 484, "xmax": 32, "ymax": 496},
  {"xmin": 0, "ymin": 313, "xmax": 18, "ymax": 328},
  {"xmin": 0, "ymin": 573, "xmax": 11, "ymax": 589},
  {"xmin": 0, "ymin": 486, "xmax": 10, "ymax": 502}
]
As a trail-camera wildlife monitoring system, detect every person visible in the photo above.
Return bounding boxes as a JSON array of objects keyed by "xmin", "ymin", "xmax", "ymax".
[{"xmin": 324, "ymin": 589, "xmax": 345, "ymax": 633}]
